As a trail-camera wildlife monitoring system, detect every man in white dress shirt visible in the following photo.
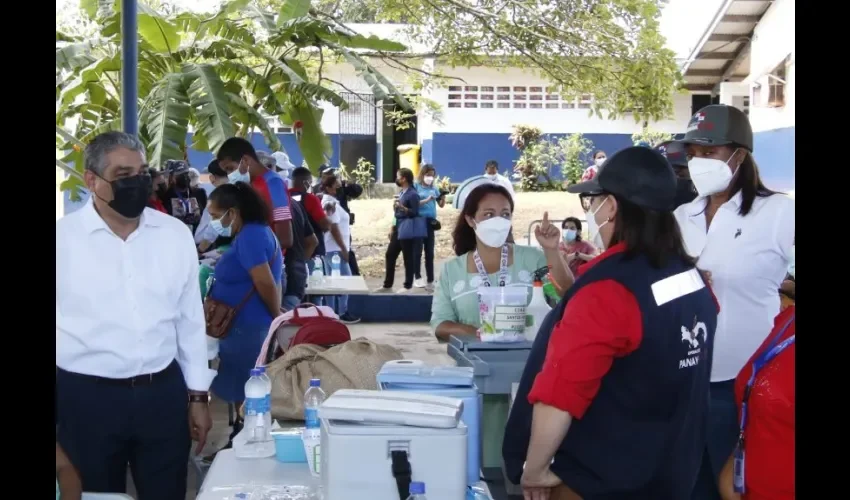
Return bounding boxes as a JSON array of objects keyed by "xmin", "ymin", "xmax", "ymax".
[
  {"xmin": 56, "ymin": 132, "xmax": 215, "ymax": 499},
  {"xmin": 484, "ymin": 159, "xmax": 517, "ymax": 199}
]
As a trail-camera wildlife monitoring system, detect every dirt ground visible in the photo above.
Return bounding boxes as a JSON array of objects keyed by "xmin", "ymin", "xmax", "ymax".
[{"xmin": 350, "ymin": 191, "xmax": 586, "ymax": 280}]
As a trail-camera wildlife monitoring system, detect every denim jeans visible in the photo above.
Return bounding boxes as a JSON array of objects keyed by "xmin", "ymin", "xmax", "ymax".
[
  {"xmin": 323, "ymin": 251, "xmax": 352, "ymax": 315},
  {"xmin": 282, "ymin": 259, "xmax": 308, "ymax": 311}
]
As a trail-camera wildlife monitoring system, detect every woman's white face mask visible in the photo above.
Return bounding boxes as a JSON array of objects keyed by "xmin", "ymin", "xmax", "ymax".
[
  {"xmin": 474, "ymin": 217, "xmax": 512, "ymax": 248},
  {"xmin": 688, "ymin": 149, "xmax": 740, "ymax": 197},
  {"xmin": 585, "ymin": 196, "xmax": 610, "ymax": 249}
]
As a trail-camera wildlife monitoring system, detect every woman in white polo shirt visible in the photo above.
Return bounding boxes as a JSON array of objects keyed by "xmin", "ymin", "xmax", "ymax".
[{"xmin": 673, "ymin": 104, "xmax": 795, "ymax": 500}]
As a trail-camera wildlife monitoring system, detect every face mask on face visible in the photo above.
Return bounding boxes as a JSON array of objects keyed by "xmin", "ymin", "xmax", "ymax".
[
  {"xmin": 595, "ymin": 157, "xmax": 606, "ymax": 167},
  {"xmin": 209, "ymin": 210, "xmax": 233, "ymax": 237},
  {"xmin": 485, "ymin": 173, "xmax": 498, "ymax": 180},
  {"xmin": 563, "ymin": 229, "xmax": 577, "ymax": 242},
  {"xmin": 424, "ymin": 175, "xmax": 435, "ymax": 186},
  {"xmin": 228, "ymin": 161, "xmax": 250, "ymax": 184},
  {"xmin": 674, "ymin": 178, "xmax": 698, "ymax": 208},
  {"xmin": 584, "ymin": 196, "xmax": 610, "ymax": 249},
  {"xmin": 395, "ymin": 178, "xmax": 403, "ymax": 187},
  {"xmin": 98, "ymin": 174, "xmax": 151, "ymax": 219},
  {"xmin": 688, "ymin": 151, "xmax": 739, "ymax": 197},
  {"xmin": 474, "ymin": 216, "xmax": 512, "ymax": 248},
  {"xmin": 175, "ymin": 174, "xmax": 190, "ymax": 190}
]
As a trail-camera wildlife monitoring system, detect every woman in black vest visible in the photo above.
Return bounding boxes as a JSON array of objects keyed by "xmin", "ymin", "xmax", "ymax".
[{"xmin": 503, "ymin": 146, "xmax": 720, "ymax": 500}]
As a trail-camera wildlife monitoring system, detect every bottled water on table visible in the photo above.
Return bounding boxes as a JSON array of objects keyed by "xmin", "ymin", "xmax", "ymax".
[
  {"xmin": 311, "ymin": 256, "xmax": 325, "ymax": 285},
  {"xmin": 241, "ymin": 368, "xmax": 275, "ymax": 458},
  {"xmin": 406, "ymin": 481, "xmax": 427, "ymax": 500},
  {"xmin": 256, "ymin": 366, "xmax": 273, "ymax": 429},
  {"xmin": 303, "ymin": 378, "xmax": 326, "ymax": 476},
  {"xmin": 330, "ymin": 254, "xmax": 341, "ymax": 277}
]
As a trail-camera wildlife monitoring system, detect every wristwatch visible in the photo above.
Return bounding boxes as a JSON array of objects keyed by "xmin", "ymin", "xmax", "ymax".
[{"xmin": 188, "ymin": 393, "xmax": 210, "ymax": 404}]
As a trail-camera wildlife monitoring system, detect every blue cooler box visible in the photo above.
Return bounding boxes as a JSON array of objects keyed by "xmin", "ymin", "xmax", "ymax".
[{"xmin": 377, "ymin": 360, "xmax": 481, "ymax": 486}]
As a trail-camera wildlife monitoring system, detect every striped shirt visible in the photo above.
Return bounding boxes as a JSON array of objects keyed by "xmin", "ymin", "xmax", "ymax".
[{"xmin": 251, "ymin": 168, "xmax": 292, "ymax": 225}]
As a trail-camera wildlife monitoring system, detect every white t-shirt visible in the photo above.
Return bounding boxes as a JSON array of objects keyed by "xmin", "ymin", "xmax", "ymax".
[
  {"xmin": 323, "ymin": 198, "xmax": 351, "ymax": 255},
  {"xmin": 673, "ymin": 191, "xmax": 795, "ymax": 382}
]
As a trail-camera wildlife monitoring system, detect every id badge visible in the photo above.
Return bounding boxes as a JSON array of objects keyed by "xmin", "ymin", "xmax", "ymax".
[{"xmin": 732, "ymin": 445, "xmax": 746, "ymax": 494}]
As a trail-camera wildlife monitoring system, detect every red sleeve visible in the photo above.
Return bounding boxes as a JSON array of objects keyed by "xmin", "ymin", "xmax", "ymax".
[
  {"xmin": 303, "ymin": 194, "xmax": 326, "ymax": 223},
  {"xmin": 528, "ymin": 280, "xmax": 643, "ymax": 419}
]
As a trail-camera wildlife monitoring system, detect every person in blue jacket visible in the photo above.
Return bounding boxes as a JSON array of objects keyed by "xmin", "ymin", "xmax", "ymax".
[{"xmin": 503, "ymin": 146, "xmax": 719, "ymax": 500}]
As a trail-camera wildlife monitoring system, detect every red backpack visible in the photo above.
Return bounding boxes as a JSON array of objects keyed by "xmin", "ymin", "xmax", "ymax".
[{"xmin": 256, "ymin": 304, "xmax": 351, "ymax": 365}]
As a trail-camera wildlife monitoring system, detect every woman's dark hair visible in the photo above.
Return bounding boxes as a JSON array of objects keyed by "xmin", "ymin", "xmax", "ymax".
[
  {"xmin": 725, "ymin": 146, "xmax": 777, "ymax": 216},
  {"xmin": 607, "ymin": 193, "xmax": 693, "ymax": 269},
  {"xmin": 322, "ymin": 173, "xmax": 339, "ymax": 190},
  {"xmin": 593, "ymin": 150, "xmax": 606, "ymax": 159},
  {"xmin": 148, "ymin": 167, "xmax": 162, "ymax": 180},
  {"xmin": 207, "ymin": 159, "xmax": 227, "ymax": 178},
  {"xmin": 452, "ymin": 183, "xmax": 515, "ymax": 256},
  {"xmin": 398, "ymin": 167, "xmax": 414, "ymax": 186},
  {"xmin": 418, "ymin": 164, "xmax": 436, "ymax": 182},
  {"xmin": 562, "ymin": 216, "xmax": 583, "ymax": 241},
  {"xmin": 208, "ymin": 181, "xmax": 269, "ymax": 225}
]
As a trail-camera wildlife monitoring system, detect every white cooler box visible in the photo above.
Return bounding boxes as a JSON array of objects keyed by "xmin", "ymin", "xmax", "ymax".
[{"xmin": 319, "ymin": 389, "xmax": 468, "ymax": 500}]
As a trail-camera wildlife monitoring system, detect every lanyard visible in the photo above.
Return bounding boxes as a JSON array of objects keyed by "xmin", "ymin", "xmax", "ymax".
[
  {"xmin": 739, "ymin": 314, "xmax": 795, "ymax": 435},
  {"xmin": 175, "ymin": 189, "xmax": 191, "ymax": 214},
  {"xmin": 733, "ymin": 313, "xmax": 794, "ymax": 494},
  {"xmin": 473, "ymin": 245, "xmax": 509, "ymax": 287}
]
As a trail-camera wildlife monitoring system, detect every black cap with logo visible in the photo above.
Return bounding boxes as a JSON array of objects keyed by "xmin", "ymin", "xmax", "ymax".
[
  {"xmin": 566, "ymin": 146, "xmax": 677, "ymax": 211},
  {"xmin": 655, "ymin": 140, "xmax": 688, "ymax": 168},
  {"xmin": 165, "ymin": 159, "xmax": 190, "ymax": 176},
  {"xmin": 678, "ymin": 104, "xmax": 753, "ymax": 152}
]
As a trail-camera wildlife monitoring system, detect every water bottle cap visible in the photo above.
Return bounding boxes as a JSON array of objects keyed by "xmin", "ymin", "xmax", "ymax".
[
  {"xmin": 309, "ymin": 378, "xmax": 321, "ymax": 387},
  {"xmin": 409, "ymin": 482, "xmax": 425, "ymax": 494},
  {"xmin": 250, "ymin": 368, "xmax": 262, "ymax": 377},
  {"xmin": 257, "ymin": 366, "xmax": 266, "ymax": 373}
]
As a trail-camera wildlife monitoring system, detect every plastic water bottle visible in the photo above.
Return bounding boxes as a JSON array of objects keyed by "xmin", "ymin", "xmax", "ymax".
[
  {"xmin": 311, "ymin": 256, "xmax": 325, "ymax": 285},
  {"xmin": 242, "ymin": 369, "xmax": 274, "ymax": 457},
  {"xmin": 303, "ymin": 378, "xmax": 326, "ymax": 476},
  {"xmin": 525, "ymin": 280, "xmax": 552, "ymax": 342},
  {"xmin": 407, "ymin": 482, "xmax": 427, "ymax": 500},
  {"xmin": 256, "ymin": 366, "xmax": 273, "ymax": 430},
  {"xmin": 331, "ymin": 254, "xmax": 341, "ymax": 277}
]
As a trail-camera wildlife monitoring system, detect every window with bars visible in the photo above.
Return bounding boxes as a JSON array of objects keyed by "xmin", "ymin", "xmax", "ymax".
[
  {"xmin": 446, "ymin": 85, "xmax": 590, "ymax": 110},
  {"xmin": 261, "ymin": 115, "xmax": 293, "ymax": 134}
]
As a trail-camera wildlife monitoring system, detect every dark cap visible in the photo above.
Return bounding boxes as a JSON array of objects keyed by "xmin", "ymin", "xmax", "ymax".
[
  {"xmin": 318, "ymin": 164, "xmax": 336, "ymax": 176},
  {"xmin": 655, "ymin": 141, "xmax": 688, "ymax": 168},
  {"xmin": 678, "ymin": 104, "xmax": 753, "ymax": 151},
  {"xmin": 165, "ymin": 160, "xmax": 190, "ymax": 175},
  {"xmin": 567, "ymin": 146, "xmax": 677, "ymax": 211}
]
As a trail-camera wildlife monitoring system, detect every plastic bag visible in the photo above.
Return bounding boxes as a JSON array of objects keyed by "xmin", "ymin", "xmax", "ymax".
[{"xmin": 477, "ymin": 286, "xmax": 529, "ymax": 343}]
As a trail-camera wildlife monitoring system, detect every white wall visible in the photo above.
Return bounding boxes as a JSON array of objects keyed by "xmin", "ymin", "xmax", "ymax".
[
  {"xmin": 319, "ymin": 61, "xmax": 693, "ymax": 139},
  {"xmin": 747, "ymin": 0, "xmax": 795, "ymax": 133},
  {"xmin": 56, "ymin": 167, "xmax": 64, "ymax": 220}
]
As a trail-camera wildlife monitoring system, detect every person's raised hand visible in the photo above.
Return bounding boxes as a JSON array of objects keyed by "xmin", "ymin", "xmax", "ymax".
[{"xmin": 534, "ymin": 212, "xmax": 561, "ymax": 250}]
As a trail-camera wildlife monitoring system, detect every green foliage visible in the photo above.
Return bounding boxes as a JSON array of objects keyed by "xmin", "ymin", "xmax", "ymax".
[
  {"xmin": 292, "ymin": 0, "xmax": 683, "ymax": 122},
  {"xmin": 55, "ymin": 0, "xmax": 409, "ymax": 199},
  {"xmin": 509, "ymin": 125, "xmax": 543, "ymax": 152},
  {"xmin": 631, "ymin": 126, "xmax": 674, "ymax": 147},
  {"xmin": 512, "ymin": 132, "xmax": 594, "ymax": 191},
  {"xmin": 559, "ymin": 134, "xmax": 595, "ymax": 185}
]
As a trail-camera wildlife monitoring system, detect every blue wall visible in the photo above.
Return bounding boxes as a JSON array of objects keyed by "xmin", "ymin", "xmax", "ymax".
[
  {"xmin": 431, "ymin": 132, "xmax": 635, "ymax": 181},
  {"xmin": 752, "ymin": 127, "xmax": 795, "ymax": 192}
]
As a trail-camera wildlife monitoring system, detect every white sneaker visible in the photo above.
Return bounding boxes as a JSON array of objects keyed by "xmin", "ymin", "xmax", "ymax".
[
  {"xmin": 396, "ymin": 288, "xmax": 412, "ymax": 294},
  {"xmin": 413, "ymin": 278, "xmax": 427, "ymax": 288},
  {"xmin": 424, "ymin": 283, "xmax": 435, "ymax": 293}
]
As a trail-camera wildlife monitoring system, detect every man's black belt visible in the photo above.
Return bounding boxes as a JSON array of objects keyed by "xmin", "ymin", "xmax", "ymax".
[{"xmin": 57, "ymin": 360, "xmax": 179, "ymax": 387}]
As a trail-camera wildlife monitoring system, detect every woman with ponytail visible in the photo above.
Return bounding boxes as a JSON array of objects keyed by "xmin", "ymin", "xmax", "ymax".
[{"xmin": 206, "ymin": 181, "xmax": 283, "ymax": 447}]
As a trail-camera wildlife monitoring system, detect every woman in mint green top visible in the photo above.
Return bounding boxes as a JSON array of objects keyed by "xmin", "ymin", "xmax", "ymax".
[{"xmin": 431, "ymin": 183, "xmax": 573, "ymax": 340}]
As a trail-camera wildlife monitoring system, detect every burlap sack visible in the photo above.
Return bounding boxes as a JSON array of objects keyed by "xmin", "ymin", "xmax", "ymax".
[{"xmin": 266, "ymin": 337, "xmax": 403, "ymax": 420}]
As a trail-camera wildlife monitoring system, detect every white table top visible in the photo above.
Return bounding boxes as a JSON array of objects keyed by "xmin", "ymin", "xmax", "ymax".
[
  {"xmin": 305, "ymin": 275, "xmax": 371, "ymax": 295},
  {"xmin": 200, "ymin": 449, "xmax": 493, "ymax": 500}
]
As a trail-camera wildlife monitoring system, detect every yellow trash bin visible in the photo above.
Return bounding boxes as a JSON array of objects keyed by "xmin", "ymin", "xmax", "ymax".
[{"xmin": 397, "ymin": 144, "xmax": 421, "ymax": 178}]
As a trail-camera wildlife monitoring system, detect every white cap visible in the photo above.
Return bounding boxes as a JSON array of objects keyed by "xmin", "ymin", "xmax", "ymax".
[
  {"xmin": 452, "ymin": 175, "xmax": 515, "ymax": 210},
  {"xmin": 272, "ymin": 151, "xmax": 295, "ymax": 171}
]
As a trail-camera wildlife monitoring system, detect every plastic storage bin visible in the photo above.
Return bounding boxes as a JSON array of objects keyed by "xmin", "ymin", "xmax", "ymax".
[
  {"xmin": 378, "ymin": 359, "xmax": 481, "ymax": 485},
  {"xmin": 447, "ymin": 335, "xmax": 533, "ymax": 475}
]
